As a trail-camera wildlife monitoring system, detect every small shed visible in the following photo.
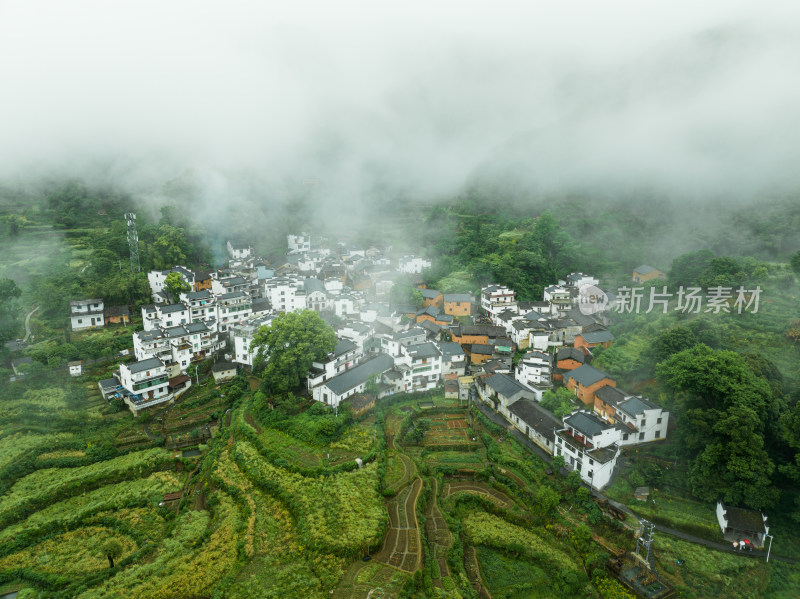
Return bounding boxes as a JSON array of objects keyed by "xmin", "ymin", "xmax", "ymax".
[
  {"xmin": 634, "ymin": 486, "xmax": 650, "ymax": 501},
  {"xmin": 212, "ymin": 361, "xmax": 238, "ymax": 383},
  {"xmin": 68, "ymin": 360, "xmax": 82, "ymax": 377}
]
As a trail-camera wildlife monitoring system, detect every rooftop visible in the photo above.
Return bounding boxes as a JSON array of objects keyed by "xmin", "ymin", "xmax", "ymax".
[
  {"xmin": 567, "ymin": 364, "xmax": 614, "ymax": 388},
  {"xmin": 127, "ymin": 357, "xmax": 165, "ymax": 374},
  {"xmin": 325, "ymin": 354, "xmax": 395, "ymax": 395},
  {"xmin": 564, "ymin": 410, "xmax": 612, "ymax": 438},
  {"xmin": 485, "ymin": 373, "xmax": 533, "ymax": 399}
]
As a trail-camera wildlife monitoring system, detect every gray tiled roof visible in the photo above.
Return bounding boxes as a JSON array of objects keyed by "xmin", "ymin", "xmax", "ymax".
[
  {"xmin": 485, "ymin": 373, "xmax": 533, "ymax": 400},
  {"xmin": 128, "ymin": 357, "xmax": 164, "ymax": 373},
  {"xmin": 616, "ymin": 396, "xmax": 657, "ymax": 417},
  {"xmin": 567, "ymin": 364, "xmax": 613, "ymax": 387},
  {"xmin": 564, "ymin": 411, "xmax": 611, "ymax": 437},
  {"xmin": 160, "ymin": 303, "xmax": 188, "ymax": 314},
  {"xmin": 325, "ymin": 354, "xmax": 394, "ymax": 395},
  {"xmin": 509, "ymin": 399, "xmax": 561, "ymax": 441},
  {"xmin": 580, "ymin": 330, "xmax": 614, "ymax": 344}
]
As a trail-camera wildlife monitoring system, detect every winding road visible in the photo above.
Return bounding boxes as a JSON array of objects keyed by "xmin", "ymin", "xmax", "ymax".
[{"xmin": 22, "ymin": 305, "xmax": 38, "ymax": 342}]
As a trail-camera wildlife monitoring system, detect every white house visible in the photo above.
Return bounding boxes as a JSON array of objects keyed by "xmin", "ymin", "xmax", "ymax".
[
  {"xmin": 396, "ymin": 342, "xmax": 442, "ymax": 392},
  {"xmin": 141, "ymin": 303, "xmax": 190, "ymax": 331},
  {"xmin": 543, "ymin": 286, "xmax": 573, "ymax": 314},
  {"xmin": 440, "ymin": 342, "xmax": 467, "ymax": 376},
  {"xmin": 559, "ymin": 272, "xmax": 599, "ymax": 289},
  {"xmin": 593, "ymin": 386, "xmax": 669, "ymax": 445},
  {"xmin": 118, "ymin": 357, "xmax": 172, "ymax": 414},
  {"xmin": 302, "ymin": 278, "xmax": 330, "ymax": 312},
  {"xmin": 716, "ymin": 502, "xmax": 770, "ymax": 548},
  {"xmin": 379, "ymin": 328, "xmax": 428, "ymax": 357},
  {"xmin": 336, "ymin": 320, "xmax": 374, "ymax": 351},
  {"xmin": 554, "ymin": 410, "xmax": 620, "ymax": 489},
  {"xmin": 230, "ymin": 312, "xmax": 277, "ymax": 367},
  {"xmin": 397, "ymin": 255, "xmax": 431, "ymax": 274},
  {"xmin": 215, "ymin": 291, "xmax": 252, "ymax": 333},
  {"xmin": 477, "ymin": 373, "xmax": 537, "ymax": 419},
  {"xmin": 507, "ymin": 399, "xmax": 562, "ymax": 454},
  {"xmin": 307, "ymin": 338, "xmax": 361, "ymax": 390},
  {"xmin": 264, "ymin": 277, "xmax": 307, "ymax": 313},
  {"xmin": 70, "ymin": 299, "xmax": 105, "ymax": 330},
  {"xmin": 313, "ymin": 353, "xmax": 395, "ymax": 407},
  {"xmin": 147, "ymin": 267, "xmax": 195, "ymax": 302},
  {"xmin": 180, "ymin": 289, "xmax": 215, "ymax": 322},
  {"xmin": 515, "ymin": 350, "xmax": 553, "ymax": 399},
  {"xmin": 480, "ymin": 285, "xmax": 516, "ymax": 315},
  {"xmin": 227, "ymin": 240, "xmax": 254, "ymax": 260},
  {"xmin": 68, "ymin": 361, "xmax": 82, "ymax": 377},
  {"xmin": 287, "ymin": 233, "xmax": 311, "ymax": 252}
]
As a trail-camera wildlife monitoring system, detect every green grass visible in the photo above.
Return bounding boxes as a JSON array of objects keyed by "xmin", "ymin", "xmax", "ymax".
[{"xmin": 476, "ymin": 546, "xmax": 553, "ymax": 598}]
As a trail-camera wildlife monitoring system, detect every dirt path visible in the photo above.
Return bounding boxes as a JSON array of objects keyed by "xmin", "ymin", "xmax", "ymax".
[{"xmin": 464, "ymin": 545, "xmax": 492, "ymax": 599}]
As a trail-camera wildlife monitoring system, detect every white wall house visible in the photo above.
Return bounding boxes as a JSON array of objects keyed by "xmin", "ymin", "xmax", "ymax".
[
  {"xmin": 118, "ymin": 357, "xmax": 172, "ymax": 414},
  {"xmin": 307, "ymin": 338, "xmax": 361, "ymax": 390},
  {"xmin": 180, "ymin": 289, "xmax": 215, "ymax": 322},
  {"xmin": 554, "ymin": 410, "xmax": 620, "ymax": 489},
  {"xmin": 226, "ymin": 240, "xmax": 253, "ymax": 260},
  {"xmin": 230, "ymin": 312, "xmax": 276, "ymax": 367},
  {"xmin": 397, "ymin": 255, "xmax": 431, "ymax": 274},
  {"xmin": 147, "ymin": 267, "xmax": 195, "ymax": 302},
  {"xmin": 480, "ymin": 285, "xmax": 516, "ymax": 315},
  {"xmin": 379, "ymin": 328, "xmax": 428, "ymax": 357},
  {"xmin": 215, "ymin": 291, "xmax": 252, "ymax": 333},
  {"xmin": 396, "ymin": 342, "xmax": 442, "ymax": 392},
  {"xmin": 336, "ymin": 320, "xmax": 373, "ymax": 351},
  {"xmin": 515, "ymin": 350, "xmax": 553, "ymax": 399},
  {"xmin": 287, "ymin": 233, "xmax": 311, "ymax": 252},
  {"xmin": 264, "ymin": 277, "xmax": 307, "ymax": 313},
  {"xmin": 477, "ymin": 373, "xmax": 537, "ymax": 419},
  {"xmin": 70, "ymin": 299, "xmax": 105, "ymax": 330},
  {"xmin": 543, "ymin": 286, "xmax": 573, "ymax": 314},
  {"xmin": 141, "ymin": 303, "xmax": 190, "ymax": 331},
  {"xmin": 312, "ymin": 353, "xmax": 395, "ymax": 407},
  {"xmin": 507, "ymin": 399, "xmax": 562, "ymax": 454},
  {"xmin": 559, "ymin": 272, "xmax": 599, "ymax": 289}
]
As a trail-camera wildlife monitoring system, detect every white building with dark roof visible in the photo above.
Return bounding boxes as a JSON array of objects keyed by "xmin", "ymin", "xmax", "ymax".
[
  {"xmin": 118, "ymin": 357, "xmax": 172, "ymax": 414},
  {"xmin": 70, "ymin": 299, "xmax": 105, "ymax": 330},
  {"xmin": 313, "ymin": 353, "xmax": 395, "ymax": 407},
  {"xmin": 554, "ymin": 410, "xmax": 620, "ymax": 489}
]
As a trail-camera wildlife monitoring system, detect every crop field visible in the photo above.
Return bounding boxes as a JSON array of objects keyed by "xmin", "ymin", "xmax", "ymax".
[
  {"xmin": 420, "ymin": 411, "xmax": 479, "ymax": 447},
  {"xmin": 443, "ymin": 480, "xmax": 514, "ymax": 508},
  {"xmin": 374, "ymin": 477, "xmax": 423, "ymax": 572}
]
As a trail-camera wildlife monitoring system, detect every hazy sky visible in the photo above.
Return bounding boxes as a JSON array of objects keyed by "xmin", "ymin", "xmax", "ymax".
[{"xmin": 1, "ymin": 1, "xmax": 799, "ymax": 202}]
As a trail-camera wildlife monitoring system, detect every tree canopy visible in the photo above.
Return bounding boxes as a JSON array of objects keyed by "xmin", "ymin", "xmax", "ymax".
[
  {"xmin": 164, "ymin": 271, "xmax": 191, "ymax": 300},
  {"xmin": 656, "ymin": 344, "xmax": 784, "ymax": 509},
  {"xmin": 250, "ymin": 310, "xmax": 337, "ymax": 394}
]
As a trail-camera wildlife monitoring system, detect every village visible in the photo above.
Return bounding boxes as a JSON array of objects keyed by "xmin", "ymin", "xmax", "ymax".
[{"xmin": 63, "ymin": 232, "xmax": 679, "ymax": 494}]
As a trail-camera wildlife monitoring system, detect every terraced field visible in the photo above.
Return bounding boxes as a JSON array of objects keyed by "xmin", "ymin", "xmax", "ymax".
[{"xmin": 375, "ymin": 477, "xmax": 423, "ymax": 572}]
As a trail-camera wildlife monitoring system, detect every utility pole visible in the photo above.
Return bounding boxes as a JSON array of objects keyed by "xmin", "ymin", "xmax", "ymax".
[{"xmin": 765, "ymin": 534, "xmax": 774, "ymax": 563}]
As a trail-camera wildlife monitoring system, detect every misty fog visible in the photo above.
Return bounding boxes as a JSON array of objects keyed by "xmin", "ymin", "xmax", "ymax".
[{"xmin": 1, "ymin": 0, "xmax": 799, "ymax": 236}]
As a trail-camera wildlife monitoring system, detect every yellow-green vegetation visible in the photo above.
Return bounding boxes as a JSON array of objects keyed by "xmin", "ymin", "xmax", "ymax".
[
  {"xmin": 235, "ymin": 440, "xmax": 386, "ymax": 554},
  {"xmin": 36, "ymin": 449, "xmax": 86, "ymax": 460},
  {"xmin": 0, "ymin": 527, "xmax": 137, "ymax": 577},
  {"xmin": 0, "ymin": 447, "xmax": 174, "ymax": 526},
  {"xmin": 77, "ymin": 495, "xmax": 240, "ymax": 598},
  {"xmin": 463, "ymin": 512, "xmax": 578, "ymax": 571},
  {"xmin": 0, "ymin": 471, "xmax": 180, "ymax": 546},
  {"xmin": 213, "ymin": 449, "xmax": 348, "ymax": 598},
  {"xmin": 0, "ymin": 432, "xmax": 74, "ymax": 471}
]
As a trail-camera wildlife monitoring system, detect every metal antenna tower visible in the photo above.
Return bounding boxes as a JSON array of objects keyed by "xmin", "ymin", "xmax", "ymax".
[
  {"xmin": 635, "ymin": 519, "xmax": 656, "ymax": 570},
  {"xmin": 125, "ymin": 212, "xmax": 140, "ymax": 273}
]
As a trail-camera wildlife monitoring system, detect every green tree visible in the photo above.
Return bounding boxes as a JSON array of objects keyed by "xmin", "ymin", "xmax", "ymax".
[
  {"xmin": 650, "ymin": 326, "xmax": 698, "ymax": 363},
  {"xmin": 657, "ymin": 344, "xmax": 781, "ymax": 509},
  {"xmin": 535, "ymin": 485, "xmax": 561, "ymax": 514},
  {"xmin": 790, "ymin": 249, "xmax": 800, "ymax": 274},
  {"xmin": 0, "ymin": 278, "xmax": 22, "ymax": 343},
  {"xmin": 163, "ymin": 271, "xmax": 191, "ymax": 301},
  {"xmin": 540, "ymin": 387, "xmax": 578, "ymax": 418},
  {"xmin": 250, "ymin": 310, "xmax": 337, "ymax": 394},
  {"xmin": 101, "ymin": 539, "xmax": 124, "ymax": 568}
]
